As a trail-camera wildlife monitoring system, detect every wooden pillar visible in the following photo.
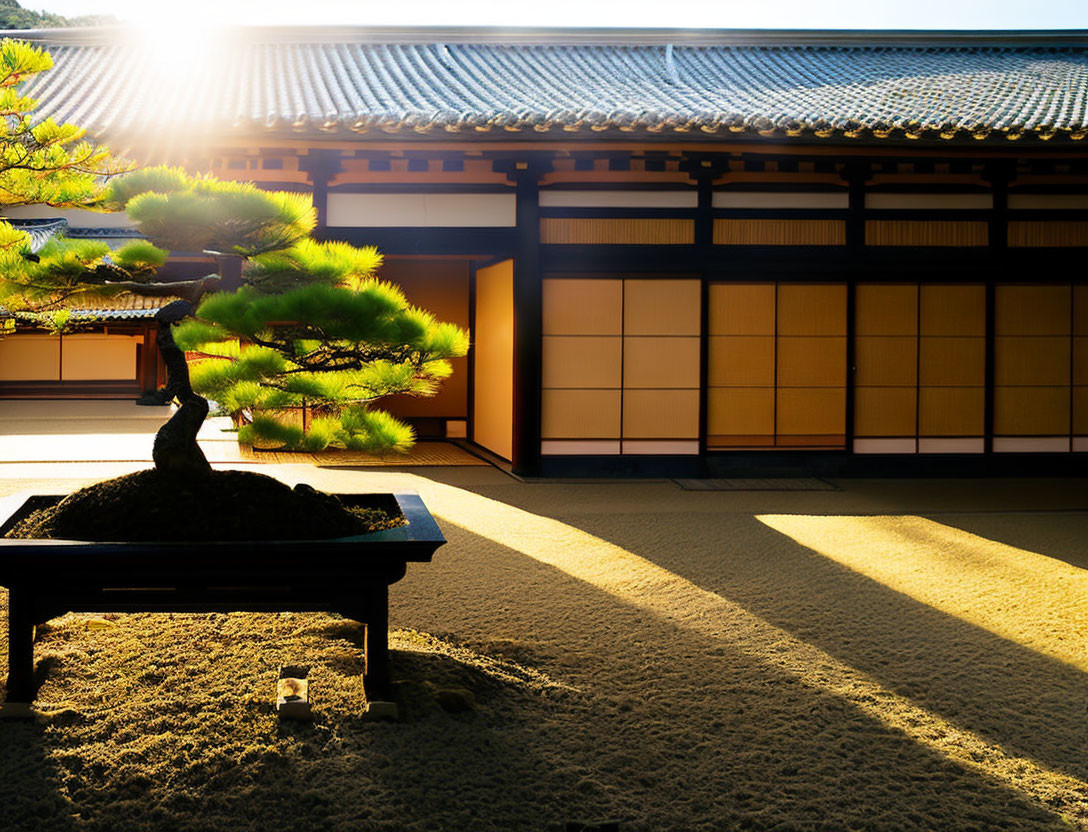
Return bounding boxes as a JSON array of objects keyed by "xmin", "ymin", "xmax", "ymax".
[
  {"xmin": 508, "ymin": 159, "xmax": 551, "ymax": 477},
  {"xmin": 300, "ymin": 149, "xmax": 344, "ymax": 235},
  {"xmin": 982, "ymin": 161, "xmax": 1013, "ymax": 455},
  {"xmin": 984, "ymin": 160, "xmax": 1013, "ymax": 255},
  {"xmin": 138, "ymin": 323, "xmax": 159, "ymax": 393},
  {"xmin": 214, "ymin": 253, "xmax": 244, "ymax": 292},
  {"xmin": 843, "ymin": 161, "xmax": 871, "ymax": 252},
  {"xmin": 843, "ymin": 162, "xmax": 871, "ymax": 450},
  {"xmin": 689, "ymin": 160, "xmax": 723, "ymax": 468}
]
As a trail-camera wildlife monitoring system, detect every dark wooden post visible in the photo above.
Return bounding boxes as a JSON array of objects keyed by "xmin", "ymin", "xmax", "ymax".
[
  {"xmin": 843, "ymin": 161, "xmax": 870, "ymax": 251},
  {"xmin": 502, "ymin": 157, "xmax": 553, "ymax": 477},
  {"xmin": 982, "ymin": 161, "xmax": 1013, "ymax": 455},
  {"xmin": 686, "ymin": 155, "xmax": 726, "ymax": 469},
  {"xmin": 842, "ymin": 161, "xmax": 871, "ymax": 450},
  {"xmin": 299, "ymin": 149, "xmax": 345, "ymax": 235},
  {"xmin": 6, "ymin": 586, "xmax": 36, "ymax": 702},
  {"xmin": 214, "ymin": 253, "xmax": 244, "ymax": 291},
  {"xmin": 138, "ymin": 322, "xmax": 159, "ymax": 394}
]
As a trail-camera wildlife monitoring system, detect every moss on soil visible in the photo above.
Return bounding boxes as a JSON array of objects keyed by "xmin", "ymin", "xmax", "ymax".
[{"xmin": 5, "ymin": 469, "xmax": 405, "ymax": 542}]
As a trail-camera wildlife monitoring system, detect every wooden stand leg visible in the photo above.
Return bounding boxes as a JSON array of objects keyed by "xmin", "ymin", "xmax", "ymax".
[
  {"xmin": 6, "ymin": 588, "xmax": 36, "ymax": 703},
  {"xmin": 362, "ymin": 585, "xmax": 390, "ymax": 701}
]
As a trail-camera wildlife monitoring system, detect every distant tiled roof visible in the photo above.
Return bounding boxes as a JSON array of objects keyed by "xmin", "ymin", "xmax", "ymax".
[
  {"xmin": 10, "ymin": 27, "xmax": 1088, "ymax": 143},
  {"xmin": 40, "ymin": 307, "xmax": 161, "ymax": 320},
  {"xmin": 8, "ymin": 218, "xmax": 68, "ymax": 251},
  {"xmin": 72, "ymin": 293, "xmax": 173, "ymax": 312},
  {"xmin": 6, "ymin": 294, "xmax": 173, "ymax": 324}
]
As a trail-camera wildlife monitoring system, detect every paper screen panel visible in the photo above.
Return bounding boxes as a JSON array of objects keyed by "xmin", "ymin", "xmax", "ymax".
[
  {"xmin": 1074, "ymin": 387, "xmax": 1088, "ymax": 435},
  {"xmin": 995, "ymin": 285, "xmax": 1071, "ymax": 336},
  {"xmin": 623, "ymin": 337, "xmax": 700, "ymax": 388},
  {"xmin": 776, "ymin": 337, "xmax": 847, "ymax": 387},
  {"xmin": 542, "ymin": 336, "xmax": 622, "ymax": 389},
  {"xmin": 0, "ymin": 334, "xmax": 60, "ymax": 381},
  {"xmin": 777, "ymin": 284, "xmax": 847, "ymax": 336},
  {"xmin": 994, "ymin": 337, "xmax": 1071, "ymax": 386},
  {"xmin": 707, "ymin": 388, "xmax": 775, "ymax": 441},
  {"xmin": 918, "ymin": 283, "xmax": 985, "ymax": 445},
  {"xmin": 60, "ymin": 334, "xmax": 137, "ymax": 381},
  {"xmin": 624, "ymin": 279, "xmax": 700, "ymax": 335},
  {"xmin": 776, "ymin": 388, "xmax": 846, "ymax": 437},
  {"xmin": 854, "ymin": 387, "xmax": 918, "ymax": 437},
  {"xmin": 994, "ymin": 285, "xmax": 1072, "ymax": 439},
  {"xmin": 542, "ymin": 389, "xmax": 622, "ymax": 439},
  {"xmin": 708, "ymin": 336, "xmax": 775, "ymax": 386},
  {"xmin": 921, "ymin": 284, "xmax": 986, "ymax": 337},
  {"xmin": 542, "ymin": 279, "xmax": 622, "ymax": 335},
  {"xmin": 856, "ymin": 284, "xmax": 918, "ymax": 336},
  {"xmin": 919, "ymin": 338, "xmax": 986, "ymax": 386},
  {"xmin": 706, "ymin": 283, "xmax": 775, "ymax": 449},
  {"xmin": 708, "ymin": 283, "xmax": 775, "ymax": 335},
  {"xmin": 854, "ymin": 336, "xmax": 918, "ymax": 386},
  {"xmin": 994, "ymin": 387, "xmax": 1071, "ymax": 436},
  {"xmin": 918, "ymin": 387, "xmax": 985, "ymax": 437},
  {"xmin": 623, "ymin": 389, "xmax": 699, "ymax": 439},
  {"xmin": 1077, "ymin": 287, "xmax": 1088, "ymax": 443}
]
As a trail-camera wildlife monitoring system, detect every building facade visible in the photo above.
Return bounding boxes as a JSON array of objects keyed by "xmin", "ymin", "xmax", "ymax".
[{"xmin": 1, "ymin": 26, "xmax": 1087, "ymax": 476}]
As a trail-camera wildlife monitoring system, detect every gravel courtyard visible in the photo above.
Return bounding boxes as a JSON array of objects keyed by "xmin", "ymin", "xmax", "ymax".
[{"xmin": 2, "ymin": 464, "xmax": 1087, "ymax": 831}]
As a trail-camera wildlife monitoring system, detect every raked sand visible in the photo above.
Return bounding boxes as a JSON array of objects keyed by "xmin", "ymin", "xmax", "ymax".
[{"xmin": 2, "ymin": 464, "xmax": 1088, "ymax": 831}]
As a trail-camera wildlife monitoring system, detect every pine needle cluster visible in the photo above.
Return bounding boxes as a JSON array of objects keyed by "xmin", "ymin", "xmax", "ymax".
[
  {"xmin": 0, "ymin": 235, "xmax": 165, "ymax": 313},
  {"xmin": 175, "ymin": 242, "xmax": 469, "ymax": 453},
  {"xmin": 104, "ymin": 166, "xmax": 316, "ymax": 256},
  {"xmin": 0, "ymin": 38, "xmax": 134, "ymax": 310},
  {"xmin": 0, "ymin": 41, "xmax": 129, "ymax": 211}
]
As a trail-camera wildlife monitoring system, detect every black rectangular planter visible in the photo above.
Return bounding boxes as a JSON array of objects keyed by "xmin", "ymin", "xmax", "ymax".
[{"xmin": 0, "ymin": 492, "xmax": 445, "ymax": 705}]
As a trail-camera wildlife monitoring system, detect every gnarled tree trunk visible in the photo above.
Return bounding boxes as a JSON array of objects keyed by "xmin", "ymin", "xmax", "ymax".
[
  {"xmin": 152, "ymin": 299, "xmax": 212, "ymax": 477},
  {"xmin": 107, "ymin": 275, "xmax": 222, "ymax": 476}
]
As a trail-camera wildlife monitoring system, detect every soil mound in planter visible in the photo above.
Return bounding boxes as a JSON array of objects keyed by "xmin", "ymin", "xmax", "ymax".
[{"xmin": 6, "ymin": 469, "xmax": 406, "ymax": 542}]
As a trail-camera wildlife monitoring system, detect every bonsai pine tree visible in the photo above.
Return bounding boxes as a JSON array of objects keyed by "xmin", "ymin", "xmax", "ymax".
[
  {"xmin": 1, "ymin": 153, "xmax": 324, "ymax": 471},
  {"xmin": 175, "ymin": 240, "xmax": 470, "ymax": 453},
  {"xmin": 4, "ymin": 150, "xmax": 468, "ymax": 471},
  {"xmin": 102, "ymin": 169, "xmax": 469, "ymax": 461},
  {"xmin": 0, "ymin": 37, "xmax": 469, "ymax": 539}
]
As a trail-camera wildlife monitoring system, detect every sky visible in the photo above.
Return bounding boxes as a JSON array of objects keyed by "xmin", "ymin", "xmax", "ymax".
[{"xmin": 30, "ymin": 0, "xmax": 1088, "ymax": 30}]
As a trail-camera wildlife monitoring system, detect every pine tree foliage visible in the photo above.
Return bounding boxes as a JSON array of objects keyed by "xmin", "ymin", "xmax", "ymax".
[
  {"xmin": 0, "ymin": 235, "xmax": 166, "ymax": 312},
  {"xmin": 104, "ymin": 166, "xmax": 316, "ymax": 256},
  {"xmin": 174, "ymin": 248, "xmax": 470, "ymax": 453},
  {"xmin": 0, "ymin": 40, "xmax": 129, "ymax": 212},
  {"xmin": 0, "ymin": 38, "xmax": 467, "ymax": 457},
  {"xmin": 245, "ymin": 239, "xmax": 383, "ymax": 293},
  {"xmin": 0, "ymin": 38, "xmax": 136, "ymax": 315}
]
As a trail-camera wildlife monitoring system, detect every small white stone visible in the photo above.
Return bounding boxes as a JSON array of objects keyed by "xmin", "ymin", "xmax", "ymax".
[{"xmin": 364, "ymin": 701, "xmax": 399, "ymax": 721}]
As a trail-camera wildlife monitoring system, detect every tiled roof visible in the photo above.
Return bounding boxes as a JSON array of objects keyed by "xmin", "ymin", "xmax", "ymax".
[
  {"xmin": 41, "ymin": 308, "xmax": 161, "ymax": 320},
  {"xmin": 71, "ymin": 294, "xmax": 173, "ymax": 312},
  {"xmin": 5, "ymin": 294, "xmax": 173, "ymax": 323},
  {"xmin": 8, "ymin": 218, "xmax": 68, "ymax": 251},
  {"xmin": 9, "ymin": 27, "xmax": 1088, "ymax": 143}
]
